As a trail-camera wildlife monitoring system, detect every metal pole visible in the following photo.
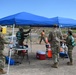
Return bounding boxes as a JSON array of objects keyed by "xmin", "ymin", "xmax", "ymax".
[
  {"xmin": 12, "ymin": 24, "xmax": 15, "ymax": 41},
  {"xmin": 30, "ymin": 27, "xmax": 32, "ymax": 52},
  {"xmin": 7, "ymin": 24, "xmax": 15, "ymax": 75},
  {"xmin": 7, "ymin": 48, "xmax": 12, "ymax": 75}
]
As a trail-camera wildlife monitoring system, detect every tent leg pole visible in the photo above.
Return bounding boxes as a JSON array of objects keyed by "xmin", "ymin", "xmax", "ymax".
[
  {"xmin": 7, "ymin": 48, "xmax": 12, "ymax": 75},
  {"xmin": 30, "ymin": 29, "xmax": 32, "ymax": 52},
  {"xmin": 7, "ymin": 24, "xmax": 15, "ymax": 75}
]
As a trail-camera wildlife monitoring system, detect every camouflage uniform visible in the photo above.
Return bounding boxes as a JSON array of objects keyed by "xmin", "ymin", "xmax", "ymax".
[
  {"xmin": 0, "ymin": 32, "xmax": 9, "ymax": 70},
  {"xmin": 66, "ymin": 35, "xmax": 74, "ymax": 65},
  {"xmin": 0, "ymin": 32, "xmax": 5, "ymax": 69},
  {"xmin": 48, "ymin": 28, "xmax": 62, "ymax": 67}
]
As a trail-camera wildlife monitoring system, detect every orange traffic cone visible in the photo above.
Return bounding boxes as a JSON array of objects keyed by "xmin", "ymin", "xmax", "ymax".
[{"xmin": 47, "ymin": 48, "xmax": 52, "ymax": 58}]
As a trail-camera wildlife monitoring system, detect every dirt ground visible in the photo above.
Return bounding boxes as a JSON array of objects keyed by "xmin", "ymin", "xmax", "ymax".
[
  {"xmin": 3, "ymin": 40, "xmax": 76, "ymax": 75},
  {"xmin": 2, "ymin": 27, "xmax": 76, "ymax": 75}
]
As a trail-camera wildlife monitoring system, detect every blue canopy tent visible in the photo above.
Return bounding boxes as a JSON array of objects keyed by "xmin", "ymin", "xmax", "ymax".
[
  {"xmin": 0, "ymin": 12, "xmax": 51, "ymax": 26},
  {"xmin": 49, "ymin": 17, "xmax": 76, "ymax": 28},
  {"xmin": 1, "ymin": 13, "xmax": 76, "ymax": 27}
]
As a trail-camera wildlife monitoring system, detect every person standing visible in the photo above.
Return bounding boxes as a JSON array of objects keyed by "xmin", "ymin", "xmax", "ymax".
[
  {"xmin": 48, "ymin": 24, "xmax": 63, "ymax": 68},
  {"xmin": 65, "ymin": 30, "xmax": 75, "ymax": 65},
  {"xmin": 16, "ymin": 27, "xmax": 31, "ymax": 55},
  {"xmin": 16, "ymin": 27, "xmax": 31, "ymax": 46},
  {"xmin": 39, "ymin": 30, "xmax": 46, "ymax": 44},
  {"xmin": 0, "ymin": 26, "xmax": 12, "ymax": 74}
]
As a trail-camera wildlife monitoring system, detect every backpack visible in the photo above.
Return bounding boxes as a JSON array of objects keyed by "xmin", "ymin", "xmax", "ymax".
[
  {"xmin": 70, "ymin": 35, "xmax": 76, "ymax": 47},
  {"xmin": 16, "ymin": 31, "xmax": 22, "ymax": 40}
]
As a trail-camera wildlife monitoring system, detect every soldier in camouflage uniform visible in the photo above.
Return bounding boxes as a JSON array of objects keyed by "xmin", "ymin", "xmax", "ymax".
[
  {"xmin": 0, "ymin": 26, "xmax": 11, "ymax": 74},
  {"xmin": 48, "ymin": 24, "xmax": 62, "ymax": 68},
  {"xmin": 65, "ymin": 30, "xmax": 74, "ymax": 65}
]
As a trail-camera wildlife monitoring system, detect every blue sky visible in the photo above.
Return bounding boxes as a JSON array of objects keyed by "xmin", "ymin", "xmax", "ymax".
[{"xmin": 0, "ymin": 0, "xmax": 76, "ymax": 19}]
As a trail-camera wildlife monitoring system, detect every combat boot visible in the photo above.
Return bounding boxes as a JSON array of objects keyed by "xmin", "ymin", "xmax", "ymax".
[
  {"xmin": 0, "ymin": 69, "xmax": 6, "ymax": 74},
  {"xmin": 67, "ymin": 62, "xmax": 73, "ymax": 65},
  {"xmin": 67, "ymin": 59, "xmax": 73, "ymax": 65},
  {"xmin": 51, "ymin": 63, "xmax": 58, "ymax": 68}
]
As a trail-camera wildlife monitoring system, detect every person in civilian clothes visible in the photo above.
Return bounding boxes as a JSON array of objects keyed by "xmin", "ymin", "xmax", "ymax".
[{"xmin": 39, "ymin": 30, "xmax": 46, "ymax": 44}]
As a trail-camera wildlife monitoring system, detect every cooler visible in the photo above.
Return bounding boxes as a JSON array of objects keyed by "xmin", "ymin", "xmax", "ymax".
[
  {"xmin": 59, "ymin": 52, "xmax": 68, "ymax": 58},
  {"xmin": 36, "ymin": 51, "xmax": 46, "ymax": 60}
]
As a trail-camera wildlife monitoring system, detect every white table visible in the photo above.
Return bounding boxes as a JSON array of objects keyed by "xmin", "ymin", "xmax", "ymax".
[{"xmin": 13, "ymin": 47, "xmax": 31, "ymax": 64}]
